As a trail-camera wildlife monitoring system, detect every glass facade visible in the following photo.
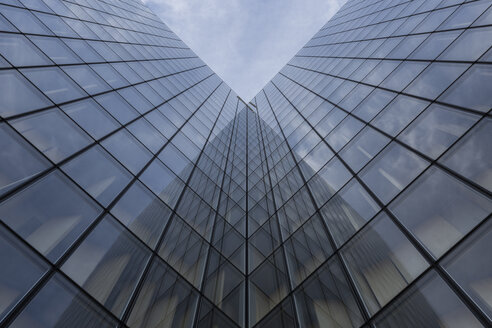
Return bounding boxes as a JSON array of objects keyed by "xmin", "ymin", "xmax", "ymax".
[{"xmin": 0, "ymin": 0, "xmax": 491, "ymax": 327}]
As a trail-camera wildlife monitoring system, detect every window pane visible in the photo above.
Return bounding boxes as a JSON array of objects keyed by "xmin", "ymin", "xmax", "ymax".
[
  {"xmin": 0, "ymin": 69, "xmax": 52, "ymax": 117},
  {"xmin": 310, "ymin": 157, "xmax": 352, "ymax": 206},
  {"xmin": 22, "ymin": 67, "xmax": 86, "ymax": 104},
  {"xmin": 399, "ymin": 104, "xmax": 478, "ymax": 159},
  {"xmin": 340, "ymin": 126, "xmax": 390, "ymax": 172},
  {"xmin": 443, "ymin": 219, "xmax": 492, "ymax": 319},
  {"xmin": 0, "ymin": 225, "xmax": 47, "ymax": 321},
  {"xmin": 438, "ymin": 64, "xmax": 492, "ymax": 112},
  {"xmin": 111, "ymin": 181, "xmax": 172, "ymax": 248},
  {"xmin": 127, "ymin": 118, "xmax": 166, "ymax": 154},
  {"xmin": 360, "ymin": 143, "xmax": 429, "ymax": 204},
  {"xmin": 0, "ymin": 171, "xmax": 101, "ymax": 261},
  {"xmin": 10, "ymin": 274, "xmax": 117, "ymax": 328},
  {"xmin": 374, "ymin": 270, "xmax": 483, "ymax": 328},
  {"xmin": 102, "ymin": 129, "xmax": 152, "ymax": 175},
  {"xmin": 61, "ymin": 98, "xmax": 119, "ymax": 140},
  {"xmin": 28, "ymin": 35, "xmax": 81, "ymax": 64},
  {"xmin": 409, "ymin": 31, "xmax": 461, "ymax": 60},
  {"xmin": 404, "ymin": 62, "xmax": 469, "ymax": 100},
  {"xmin": 11, "ymin": 108, "xmax": 92, "ymax": 163},
  {"xmin": 127, "ymin": 258, "xmax": 198, "ymax": 328},
  {"xmin": 0, "ymin": 32, "xmax": 51, "ymax": 66},
  {"xmin": 62, "ymin": 216, "xmax": 151, "ymax": 317},
  {"xmin": 390, "ymin": 167, "xmax": 492, "ymax": 258},
  {"xmin": 158, "ymin": 143, "xmax": 193, "ymax": 181},
  {"xmin": 441, "ymin": 118, "xmax": 492, "ymax": 192},
  {"xmin": 440, "ymin": 26, "xmax": 492, "ymax": 61},
  {"xmin": 139, "ymin": 159, "xmax": 184, "ymax": 208},
  {"xmin": 62, "ymin": 146, "xmax": 132, "ymax": 207},
  {"xmin": 352, "ymin": 89, "xmax": 396, "ymax": 122},
  {"xmin": 295, "ymin": 257, "xmax": 364, "ymax": 328},
  {"xmin": 95, "ymin": 92, "xmax": 139, "ymax": 124},
  {"xmin": 342, "ymin": 212, "xmax": 428, "ymax": 315},
  {"xmin": 62, "ymin": 65, "xmax": 111, "ymax": 95},
  {"xmin": 320, "ymin": 179, "xmax": 380, "ymax": 247},
  {"xmin": 0, "ymin": 123, "xmax": 49, "ymax": 196}
]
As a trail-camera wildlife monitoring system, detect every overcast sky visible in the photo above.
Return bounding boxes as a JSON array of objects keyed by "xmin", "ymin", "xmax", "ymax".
[{"xmin": 143, "ymin": 0, "xmax": 345, "ymax": 101}]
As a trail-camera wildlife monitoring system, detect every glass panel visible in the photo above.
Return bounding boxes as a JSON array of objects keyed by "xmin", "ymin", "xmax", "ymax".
[
  {"xmin": 90, "ymin": 63, "xmax": 128, "ymax": 89},
  {"xmin": 95, "ymin": 92, "xmax": 139, "ymax": 124},
  {"xmin": 352, "ymin": 89, "xmax": 396, "ymax": 122},
  {"xmin": 158, "ymin": 143, "xmax": 193, "ymax": 181},
  {"xmin": 360, "ymin": 142, "xmax": 429, "ymax": 204},
  {"xmin": 374, "ymin": 270, "xmax": 483, "ymax": 328},
  {"xmin": 111, "ymin": 181, "xmax": 172, "ymax": 248},
  {"xmin": 295, "ymin": 257, "xmax": 364, "ymax": 328},
  {"xmin": 28, "ymin": 35, "xmax": 81, "ymax": 64},
  {"xmin": 127, "ymin": 258, "xmax": 198, "ymax": 328},
  {"xmin": 372, "ymin": 95, "xmax": 429, "ymax": 137},
  {"xmin": 0, "ymin": 171, "xmax": 101, "ymax": 261},
  {"xmin": 404, "ymin": 62, "xmax": 469, "ymax": 100},
  {"xmin": 391, "ymin": 167, "xmax": 492, "ymax": 258},
  {"xmin": 440, "ymin": 26, "xmax": 492, "ymax": 61},
  {"xmin": 62, "ymin": 215, "xmax": 151, "ymax": 318},
  {"xmin": 139, "ymin": 159, "xmax": 184, "ymax": 208},
  {"xmin": 0, "ymin": 123, "xmax": 49, "ymax": 196},
  {"xmin": 62, "ymin": 65, "xmax": 111, "ymax": 95},
  {"xmin": 342, "ymin": 212, "xmax": 428, "ymax": 315},
  {"xmin": 127, "ymin": 118, "xmax": 166, "ymax": 154},
  {"xmin": 380, "ymin": 61, "xmax": 428, "ymax": 92},
  {"xmin": 0, "ymin": 69, "xmax": 52, "ymax": 117},
  {"xmin": 439, "ymin": 64, "xmax": 492, "ymax": 112},
  {"xmin": 61, "ymin": 98, "xmax": 119, "ymax": 140},
  {"xmin": 101, "ymin": 129, "xmax": 152, "ymax": 175},
  {"xmin": 0, "ymin": 32, "xmax": 51, "ymax": 66},
  {"xmin": 320, "ymin": 179, "xmax": 380, "ymax": 247},
  {"xmin": 409, "ymin": 31, "xmax": 461, "ymax": 60},
  {"xmin": 310, "ymin": 157, "xmax": 352, "ymax": 207},
  {"xmin": 9, "ymin": 274, "xmax": 117, "ymax": 328},
  {"xmin": 0, "ymin": 6, "xmax": 52, "ymax": 34},
  {"xmin": 441, "ymin": 118, "xmax": 492, "ymax": 192},
  {"xmin": 326, "ymin": 116, "xmax": 365, "ymax": 152},
  {"xmin": 11, "ymin": 108, "xmax": 92, "ymax": 163},
  {"xmin": 159, "ymin": 217, "xmax": 208, "ymax": 288},
  {"xmin": 340, "ymin": 126, "xmax": 390, "ymax": 173},
  {"xmin": 443, "ymin": 219, "xmax": 492, "ymax": 319},
  {"xmin": 21, "ymin": 67, "xmax": 86, "ymax": 104},
  {"xmin": 0, "ymin": 225, "xmax": 47, "ymax": 321},
  {"xmin": 399, "ymin": 104, "xmax": 479, "ymax": 159},
  {"xmin": 62, "ymin": 145, "xmax": 132, "ymax": 207}
]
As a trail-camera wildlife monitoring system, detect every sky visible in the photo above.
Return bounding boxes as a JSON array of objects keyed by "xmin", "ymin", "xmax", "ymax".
[{"xmin": 142, "ymin": 0, "xmax": 345, "ymax": 101}]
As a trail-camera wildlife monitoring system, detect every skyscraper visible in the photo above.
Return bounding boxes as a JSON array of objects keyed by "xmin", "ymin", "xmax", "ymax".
[{"xmin": 0, "ymin": 0, "xmax": 491, "ymax": 327}]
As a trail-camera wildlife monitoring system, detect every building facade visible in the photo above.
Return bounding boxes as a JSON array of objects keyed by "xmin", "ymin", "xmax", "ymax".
[{"xmin": 0, "ymin": 0, "xmax": 491, "ymax": 327}]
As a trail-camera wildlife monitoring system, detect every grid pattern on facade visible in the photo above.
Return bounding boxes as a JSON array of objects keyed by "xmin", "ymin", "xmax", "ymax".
[{"xmin": 0, "ymin": 0, "xmax": 491, "ymax": 327}]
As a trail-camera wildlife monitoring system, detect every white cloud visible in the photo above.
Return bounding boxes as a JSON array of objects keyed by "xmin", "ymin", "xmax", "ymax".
[{"xmin": 144, "ymin": 0, "xmax": 345, "ymax": 101}]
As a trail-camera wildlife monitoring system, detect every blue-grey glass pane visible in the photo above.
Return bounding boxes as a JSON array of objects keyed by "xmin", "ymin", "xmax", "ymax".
[
  {"xmin": 61, "ymin": 98, "xmax": 119, "ymax": 140},
  {"xmin": 62, "ymin": 146, "xmax": 132, "ymax": 207},
  {"xmin": 0, "ymin": 6, "xmax": 52, "ymax": 34},
  {"xmin": 374, "ymin": 270, "xmax": 483, "ymax": 328},
  {"xmin": 441, "ymin": 118, "xmax": 492, "ymax": 192},
  {"xmin": 409, "ymin": 31, "xmax": 461, "ymax": 60},
  {"xmin": 443, "ymin": 219, "xmax": 492, "ymax": 319},
  {"xmin": 95, "ymin": 92, "xmax": 139, "ymax": 124},
  {"xmin": 0, "ymin": 225, "xmax": 47, "ymax": 321},
  {"xmin": 90, "ymin": 63, "xmax": 128, "ymax": 89},
  {"xmin": 440, "ymin": 26, "xmax": 492, "ymax": 61},
  {"xmin": 62, "ymin": 65, "xmax": 111, "ymax": 95},
  {"xmin": 360, "ymin": 142, "xmax": 429, "ymax": 204},
  {"xmin": 390, "ymin": 167, "xmax": 492, "ymax": 258},
  {"xmin": 321, "ymin": 178, "xmax": 380, "ymax": 247},
  {"xmin": 102, "ymin": 129, "xmax": 152, "ymax": 175},
  {"xmin": 158, "ymin": 143, "xmax": 193, "ymax": 180},
  {"xmin": 352, "ymin": 89, "xmax": 396, "ymax": 122},
  {"xmin": 404, "ymin": 62, "xmax": 469, "ymax": 100},
  {"xmin": 399, "ymin": 104, "xmax": 478, "ymax": 159},
  {"xmin": 111, "ymin": 181, "xmax": 172, "ymax": 248},
  {"xmin": 372, "ymin": 95, "xmax": 429, "ymax": 137},
  {"xmin": 11, "ymin": 108, "xmax": 92, "ymax": 163},
  {"xmin": 10, "ymin": 274, "xmax": 117, "ymax": 328},
  {"xmin": 28, "ymin": 35, "xmax": 81, "ymax": 64},
  {"xmin": 0, "ymin": 171, "xmax": 101, "ymax": 261},
  {"xmin": 0, "ymin": 32, "xmax": 51, "ymax": 66},
  {"xmin": 21, "ymin": 67, "xmax": 86, "ymax": 104},
  {"xmin": 34, "ymin": 11, "xmax": 77, "ymax": 37},
  {"xmin": 438, "ymin": 64, "xmax": 492, "ymax": 112},
  {"xmin": 0, "ymin": 123, "xmax": 49, "ymax": 196},
  {"xmin": 139, "ymin": 159, "xmax": 184, "ymax": 208},
  {"xmin": 62, "ymin": 216, "xmax": 151, "ymax": 318},
  {"xmin": 342, "ymin": 212, "xmax": 428, "ymax": 315},
  {"xmin": 0, "ymin": 69, "xmax": 52, "ymax": 117},
  {"xmin": 127, "ymin": 118, "xmax": 166, "ymax": 154}
]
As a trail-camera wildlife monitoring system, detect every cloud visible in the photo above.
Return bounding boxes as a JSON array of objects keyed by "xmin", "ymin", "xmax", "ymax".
[{"xmin": 143, "ymin": 0, "xmax": 345, "ymax": 101}]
